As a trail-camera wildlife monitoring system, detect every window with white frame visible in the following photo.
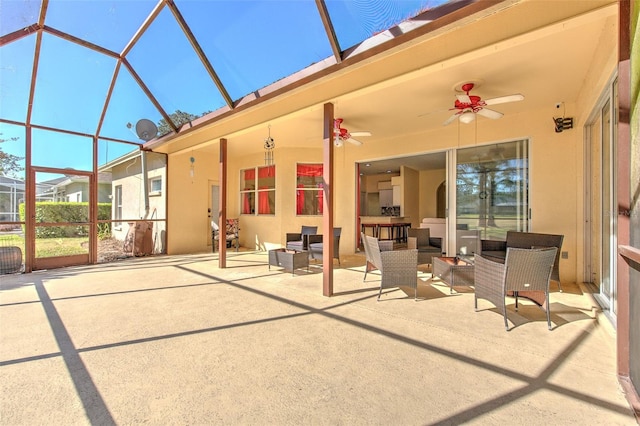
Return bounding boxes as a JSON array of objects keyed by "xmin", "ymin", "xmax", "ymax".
[
  {"xmin": 149, "ymin": 177, "xmax": 162, "ymax": 196},
  {"xmin": 240, "ymin": 165, "xmax": 275, "ymax": 215},
  {"xmin": 114, "ymin": 185, "xmax": 123, "ymax": 226},
  {"xmin": 296, "ymin": 163, "xmax": 323, "ymax": 216}
]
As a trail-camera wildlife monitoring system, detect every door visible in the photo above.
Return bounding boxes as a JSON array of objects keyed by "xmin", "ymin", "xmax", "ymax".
[
  {"xmin": 453, "ymin": 140, "xmax": 530, "ymax": 256},
  {"xmin": 30, "ymin": 167, "xmax": 94, "ymax": 270}
]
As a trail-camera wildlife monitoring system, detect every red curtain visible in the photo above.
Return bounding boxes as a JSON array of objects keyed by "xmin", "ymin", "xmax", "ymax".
[
  {"xmin": 243, "ymin": 169, "xmax": 255, "ymax": 214},
  {"xmin": 296, "ymin": 184, "xmax": 304, "ymax": 215},
  {"xmin": 243, "ymin": 194, "xmax": 251, "ymax": 214},
  {"xmin": 258, "ymin": 187, "xmax": 270, "ymax": 214},
  {"xmin": 244, "ymin": 169, "xmax": 256, "ymax": 180},
  {"xmin": 296, "ymin": 164, "xmax": 322, "ymax": 177},
  {"xmin": 258, "ymin": 165, "xmax": 274, "ymax": 180},
  {"xmin": 317, "ymin": 186, "xmax": 323, "ymax": 214}
]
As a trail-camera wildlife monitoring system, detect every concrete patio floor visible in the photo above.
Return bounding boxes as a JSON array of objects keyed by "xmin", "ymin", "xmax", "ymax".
[{"xmin": 1, "ymin": 250, "xmax": 637, "ymax": 425}]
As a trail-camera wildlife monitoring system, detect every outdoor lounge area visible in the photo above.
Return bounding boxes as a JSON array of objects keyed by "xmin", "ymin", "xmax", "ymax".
[
  {"xmin": 1, "ymin": 0, "xmax": 638, "ymax": 422},
  {"xmin": 0, "ymin": 251, "xmax": 636, "ymax": 424}
]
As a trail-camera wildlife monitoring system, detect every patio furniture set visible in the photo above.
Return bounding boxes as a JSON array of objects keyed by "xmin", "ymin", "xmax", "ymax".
[
  {"xmin": 269, "ymin": 225, "xmax": 564, "ymax": 330},
  {"xmin": 269, "ymin": 226, "xmax": 341, "ymax": 276},
  {"xmin": 360, "ymin": 229, "xmax": 564, "ymax": 331}
]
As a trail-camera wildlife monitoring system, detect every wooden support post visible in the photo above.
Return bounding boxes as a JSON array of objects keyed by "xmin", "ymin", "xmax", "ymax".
[
  {"xmin": 322, "ymin": 103, "xmax": 334, "ymax": 297},
  {"xmin": 219, "ymin": 138, "xmax": 227, "ymax": 268}
]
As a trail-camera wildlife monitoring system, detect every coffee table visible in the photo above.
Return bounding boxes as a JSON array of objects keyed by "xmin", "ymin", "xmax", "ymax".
[
  {"xmin": 432, "ymin": 256, "xmax": 474, "ymax": 293},
  {"xmin": 268, "ymin": 248, "xmax": 309, "ymax": 276}
]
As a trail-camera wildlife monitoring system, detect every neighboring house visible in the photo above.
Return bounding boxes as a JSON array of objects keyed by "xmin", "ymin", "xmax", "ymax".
[
  {"xmin": 36, "ymin": 173, "xmax": 112, "ymax": 203},
  {"xmin": 0, "ymin": 175, "xmax": 71, "ymax": 222},
  {"xmin": 98, "ymin": 149, "xmax": 167, "ymax": 253},
  {"xmin": 0, "ymin": 175, "xmax": 25, "ymax": 222}
]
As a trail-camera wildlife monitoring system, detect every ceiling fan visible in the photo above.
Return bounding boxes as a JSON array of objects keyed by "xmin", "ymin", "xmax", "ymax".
[
  {"xmin": 443, "ymin": 82, "xmax": 524, "ymax": 126},
  {"xmin": 334, "ymin": 118, "xmax": 371, "ymax": 146}
]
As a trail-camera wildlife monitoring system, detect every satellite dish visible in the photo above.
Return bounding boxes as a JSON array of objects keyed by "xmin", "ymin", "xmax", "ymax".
[{"xmin": 135, "ymin": 119, "xmax": 158, "ymax": 141}]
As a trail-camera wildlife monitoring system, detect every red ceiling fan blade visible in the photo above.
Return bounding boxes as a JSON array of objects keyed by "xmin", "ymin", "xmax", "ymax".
[
  {"xmin": 477, "ymin": 108, "xmax": 503, "ymax": 119},
  {"xmin": 484, "ymin": 94, "xmax": 524, "ymax": 105}
]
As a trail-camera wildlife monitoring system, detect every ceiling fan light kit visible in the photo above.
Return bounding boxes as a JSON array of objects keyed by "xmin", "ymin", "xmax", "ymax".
[{"xmin": 459, "ymin": 111, "xmax": 476, "ymax": 124}]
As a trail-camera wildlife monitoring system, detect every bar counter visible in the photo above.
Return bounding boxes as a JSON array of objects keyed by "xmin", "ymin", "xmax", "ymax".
[{"xmin": 360, "ymin": 216, "xmax": 411, "ymax": 241}]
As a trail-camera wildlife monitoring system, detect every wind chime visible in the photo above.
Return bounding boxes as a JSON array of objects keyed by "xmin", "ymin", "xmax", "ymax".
[{"xmin": 264, "ymin": 125, "xmax": 275, "ymax": 166}]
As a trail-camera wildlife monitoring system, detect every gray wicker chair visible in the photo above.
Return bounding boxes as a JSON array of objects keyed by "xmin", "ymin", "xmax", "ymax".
[
  {"xmin": 362, "ymin": 234, "xmax": 419, "ymax": 301},
  {"xmin": 407, "ymin": 228, "xmax": 442, "ymax": 265},
  {"xmin": 474, "ymin": 247, "xmax": 558, "ymax": 330},
  {"xmin": 308, "ymin": 227, "xmax": 341, "ymax": 265},
  {"xmin": 286, "ymin": 226, "xmax": 318, "ymax": 251},
  {"xmin": 479, "ymin": 231, "xmax": 564, "ymax": 291},
  {"xmin": 361, "ymin": 232, "xmax": 393, "ymax": 280}
]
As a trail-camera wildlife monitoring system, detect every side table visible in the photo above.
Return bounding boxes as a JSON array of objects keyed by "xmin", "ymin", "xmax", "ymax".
[
  {"xmin": 432, "ymin": 256, "xmax": 474, "ymax": 293},
  {"xmin": 268, "ymin": 248, "xmax": 309, "ymax": 276}
]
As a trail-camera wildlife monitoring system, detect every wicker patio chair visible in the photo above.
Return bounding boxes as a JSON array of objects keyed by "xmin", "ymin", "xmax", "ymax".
[
  {"xmin": 479, "ymin": 231, "xmax": 564, "ymax": 291},
  {"xmin": 285, "ymin": 226, "xmax": 318, "ymax": 252},
  {"xmin": 361, "ymin": 232, "xmax": 394, "ymax": 280},
  {"xmin": 308, "ymin": 227, "xmax": 341, "ymax": 265},
  {"xmin": 407, "ymin": 228, "xmax": 442, "ymax": 265},
  {"xmin": 362, "ymin": 234, "xmax": 419, "ymax": 301},
  {"xmin": 474, "ymin": 247, "xmax": 558, "ymax": 330}
]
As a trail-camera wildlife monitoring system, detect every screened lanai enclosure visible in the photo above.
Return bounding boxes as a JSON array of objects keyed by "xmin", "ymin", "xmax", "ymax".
[{"xmin": 0, "ymin": 0, "xmax": 455, "ymax": 272}]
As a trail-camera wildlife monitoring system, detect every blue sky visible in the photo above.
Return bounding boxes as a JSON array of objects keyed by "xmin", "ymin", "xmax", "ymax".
[{"xmin": 0, "ymin": 0, "xmax": 443, "ymax": 180}]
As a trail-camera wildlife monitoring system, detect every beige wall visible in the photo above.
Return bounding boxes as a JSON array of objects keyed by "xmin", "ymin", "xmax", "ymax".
[
  {"xmin": 400, "ymin": 166, "xmax": 420, "ymax": 228},
  {"xmin": 419, "ymin": 168, "xmax": 446, "ymax": 220},
  {"xmin": 167, "ymin": 149, "xmax": 216, "ymax": 254}
]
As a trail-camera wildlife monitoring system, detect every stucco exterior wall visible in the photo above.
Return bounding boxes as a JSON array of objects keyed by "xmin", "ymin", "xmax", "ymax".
[
  {"xmin": 111, "ymin": 152, "xmax": 167, "ymax": 253},
  {"xmin": 169, "ymin": 147, "xmax": 240, "ymax": 254}
]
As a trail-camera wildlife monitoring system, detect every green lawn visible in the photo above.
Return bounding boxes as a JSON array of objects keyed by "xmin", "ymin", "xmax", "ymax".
[
  {"xmin": 1, "ymin": 234, "xmax": 88, "ymax": 258},
  {"xmin": 36, "ymin": 237, "xmax": 88, "ymax": 257}
]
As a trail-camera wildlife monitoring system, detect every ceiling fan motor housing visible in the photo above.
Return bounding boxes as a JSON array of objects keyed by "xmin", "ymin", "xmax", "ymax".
[
  {"xmin": 334, "ymin": 118, "xmax": 350, "ymax": 140},
  {"xmin": 454, "ymin": 95, "xmax": 485, "ymax": 112}
]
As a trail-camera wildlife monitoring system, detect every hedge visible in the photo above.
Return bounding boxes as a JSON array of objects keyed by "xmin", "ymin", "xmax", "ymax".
[{"xmin": 19, "ymin": 202, "xmax": 112, "ymax": 238}]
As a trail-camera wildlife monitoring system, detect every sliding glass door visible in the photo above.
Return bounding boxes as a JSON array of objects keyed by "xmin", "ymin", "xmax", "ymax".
[
  {"xmin": 453, "ymin": 140, "xmax": 529, "ymax": 255},
  {"xmin": 585, "ymin": 76, "xmax": 617, "ymax": 319}
]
